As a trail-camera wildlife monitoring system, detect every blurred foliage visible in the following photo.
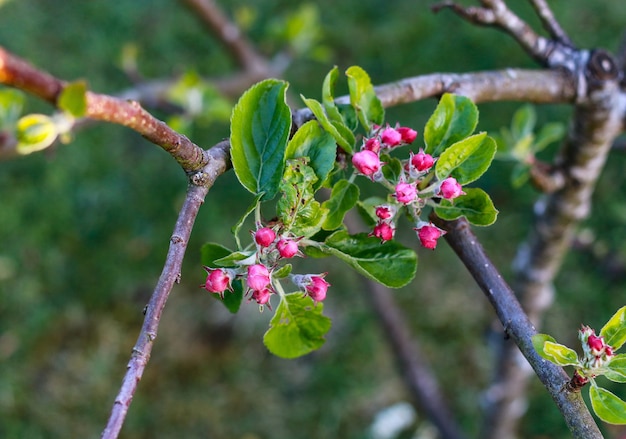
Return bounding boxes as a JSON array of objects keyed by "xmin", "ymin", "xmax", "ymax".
[{"xmin": 1, "ymin": 0, "xmax": 626, "ymax": 438}]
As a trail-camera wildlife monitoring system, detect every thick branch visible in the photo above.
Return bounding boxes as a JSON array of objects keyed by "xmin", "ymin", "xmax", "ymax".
[
  {"xmin": 101, "ymin": 141, "xmax": 231, "ymax": 439},
  {"xmin": 432, "ymin": 216, "xmax": 603, "ymax": 439},
  {"xmin": 0, "ymin": 46, "xmax": 208, "ymax": 171}
]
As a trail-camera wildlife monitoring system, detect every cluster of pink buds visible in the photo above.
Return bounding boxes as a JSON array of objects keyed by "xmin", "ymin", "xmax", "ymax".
[
  {"xmin": 202, "ymin": 224, "xmax": 331, "ymax": 310},
  {"xmin": 352, "ymin": 122, "xmax": 463, "ymax": 250},
  {"xmin": 579, "ymin": 326, "xmax": 614, "ymax": 371}
]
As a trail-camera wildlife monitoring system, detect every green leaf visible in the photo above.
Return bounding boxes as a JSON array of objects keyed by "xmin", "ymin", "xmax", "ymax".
[
  {"xmin": 0, "ymin": 88, "xmax": 25, "ymax": 126},
  {"xmin": 278, "ymin": 158, "xmax": 328, "ymax": 237},
  {"xmin": 532, "ymin": 333, "xmax": 580, "ymax": 366},
  {"xmin": 434, "ymin": 187, "xmax": 498, "ymax": 226},
  {"xmin": 424, "ymin": 93, "xmax": 478, "ymax": 157},
  {"xmin": 58, "ymin": 80, "xmax": 88, "ymax": 117},
  {"xmin": 534, "ymin": 122, "xmax": 565, "ymax": 152},
  {"xmin": 322, "ymin": 179, "xmax": 359, "ymax": 230},
  {"xmin": 320, "ymin": 231, "xmax": 417, "ymax": 288},
  {"xmin": 200, "ymin": 243, "xmax": 244, "ymax": 313},
  {"xmin": 435, "ymin": 132, "xmax": 487, "ymax": 181},
  {"xmin": 213, "ymin": 250, "xmax": 255, "ymax": 267},
  {"xmin": 345, "ymin": 66, "xmax": 384, "ymax": 131},
  {"xmin": 450, "ymin": 136, "xmax": 497, "ymax": 185},
  {"xmin": 263, "ymin": 293, "xmax": 332, "ymax": 359},
  {"xmin": 600, "ymin": 306, "xmax": 626, "ymax": 350},
  {"xmin": 356, "ymin": 196, "xmax": 387, "ymax": 227},
  {"xmin": 380, "ymin": 154, "xmax": 404, "ymax": 184},
  {"xmin": 285, "ymin": 120, "xmax": 337, "ymax": 190},
  {"xmin": 302, "ymin": 96, "xmax": 354, "ymax": 153},
  {"xmin": 511, "ymin": 104, "xmax": 536, "ymax": 140},
  {"xmin": 590, "ymin": 385, "xmax": 626, "ymax": 425},
  {"xmin": 322, "ymin": 66, "xmax": 344, "ymax": 124},
  {"xmin": 605, "ymin": 354, "xmax": 626, "ymax": 383},
  {"xmin": 230, "ymin": 79, "xmax": 291, "ymax": 200},
  {"xmin": 15, "ymin": 114, "xmax": 58, "ymax": 155}
]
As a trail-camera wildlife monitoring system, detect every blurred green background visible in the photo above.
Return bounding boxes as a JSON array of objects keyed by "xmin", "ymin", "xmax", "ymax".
[{"xmin": 1, "ymin": 1, "xmax": 626, "ymax": 438}]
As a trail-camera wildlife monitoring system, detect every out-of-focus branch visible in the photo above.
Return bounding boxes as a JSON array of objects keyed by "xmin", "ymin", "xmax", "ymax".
[
  {"xmin": 528, "ymin": 0, "xmax": 573, "ymax": 47},
  {"xmin": 100, "ymin": 140, "xmax": 231, "ymax": 439},
  {"xmin": 431, "ymin": 216, "xmax": 603, "ymax": 439},
  {"xmin": 0, "ymin": 46, "xmax": 208, "ymax": 171}
]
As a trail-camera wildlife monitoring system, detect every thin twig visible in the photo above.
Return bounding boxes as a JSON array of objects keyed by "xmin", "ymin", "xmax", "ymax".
[
  {"xmin": 528, "ymin": 0, "xmax": 573, "ymax": 46},
  {"xmin": 100, "ymin": 141, "xmax": 231, "ymax": 439},
  {"xmin": 431, "ymin": 216, "xmax": 603, "ymax": 439}
]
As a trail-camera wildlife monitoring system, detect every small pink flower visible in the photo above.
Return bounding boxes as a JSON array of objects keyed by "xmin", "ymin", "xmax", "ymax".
[
  {"xmin": 352, "ymin": 150, "xmax": 382, "ymax": 177},
  {"xmin": 395, "ymin": 182, "xmax": 417, "ymax": 205},
  {"xmin": 397, "ymin": 126, "xmax": 418, "ymax": 144},
  {"xmin": 415, "ymin": 224, "xmax": 446, "ymax": 250},
  {"xmin": 306, "ymin": 275, "xmax": 330, "ymax": 303},
  {"xmin": 254, "ymin": 227, "xmax": 276, "ymax": 247},
  {"xmin": 247, "ymin": 264, "xmax": 271, "ymax": 291},
  {"xmin": 439, "ymin": 177, "xmax": 465, "ymax": 200},
  {"xmin": 370, "ymin": 221, "xmax": 395, "ymax": 242},
  {"xmin": 380, "ymin": 127, "xmax": 402, "ymax": 147},
  {"xmin": 411, "ymin": 149, "xmax": 434, "ymax": 172},
  {"xmin": 277, "ymin": 238, "xmax": 300, "ymax": 259},
  {"xmin": 202, "ymin": 267, "xmax": 233, "ymax": 298},
  {"xmin": 375, "ymin": 205, "xmax": 394, "ymax": 220},
  {"xmin": 363, "ymin": 137, "xmax": 381, "ymax": 153}
]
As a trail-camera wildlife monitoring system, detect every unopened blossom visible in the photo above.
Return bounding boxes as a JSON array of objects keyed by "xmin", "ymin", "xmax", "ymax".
[
  {"xmin": 363, "ymin": 137, "xmax": 381, "ymax": 153},
  {"xmin": 587, "ymin": 334, "xmax": 605, "ymax": 354},
  {"xmin": 395, "ymin": 181, "xmax": 417, "ymax": 205},
  {"xmin": 411, "ymin": 149, "xmax": 434, "ymax": 172},
  {"xmin": 254, "ymin": 227, "xmax": 276, "ymax": 248},
  {"xmin": 439, "ymin": 177, "xmax": 465, "ymax": 200},
  {"xmin": 251, "ymin": 288, "xmax": 272, "ymax": 307},
  {"xmin": 375, "ymin": 205, "xmax": 394, "ymax": 220},
  {"xmin": 370, "ymin": 221, "xmax": 395, "ymax": 242},
  {"xmin": 415, "ymin": 223, "xmax": 446, "ymax": 250},
  {"xmin": 380, "ymin": 126, "xmax": 402, "ymax": 147},
  {"xmin": 202, "ymin": 267, "xmax": 233, "ymax": 298},
  {"xmin": 397, "ymin": 126, "xmax": 418, "ymax": 144},
  {"xmin": 277, "ymin": 238, "xmax": 301, "ymax": 259},
  {"xmin": 352, "ymin": 150, "xmax": 382, "ymax": 177},
  {"xmin": 306, "ymin": 275, "xmax": 330, "ymax": 303},
  {"xmin": 247, "ymin": 264, "xmax": 271, "ymax": 291}
]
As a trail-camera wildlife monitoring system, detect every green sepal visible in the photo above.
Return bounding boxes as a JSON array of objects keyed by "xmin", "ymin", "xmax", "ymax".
[
  {"xmin": 532, "ymin": 333, "xmax": 580, "ymax": 366},
  {"xmin": 263, "ymin": 293, "xmax": 332, "ymax": 359},
  {"xmin": 285, "ymin": 120, "xmax": 336, "ymax": 191},
  {"xmin": 302, "ymin": 96, "xmax": 354, "ymax": 153},
  {"xmin": 321, "ymin": 179, "xmax": 359, "ymax": 230},
  {"xmin": 434, "ymin": 187, "xmax": 498, "ymax": 226},
  {"xmin": 600, "ymin": 305, "xmax": 626, "ymax": 350},
  {"xmin": 318, "ymin": 231, "xmax": 417, "ymax": 288},
  {"xmin": 590, "ymin": 385, "xmax": 626, "ymax": 425},
  {"xmin": 424, "ymin": 93, "xmax": 478, "ymax": 157},
  {"xmin": 230, "ymin": 79, "xmax": 291, "ymax": 201},
  {"xmin": 58, "ymin": 80, "xmax": 88, "ymax": 117},
  {"xmin": 605, "ymin": 354, "xmax": 626, "ymax": 383},
  {"xmin": 345, "ymin": 66, "xmax": 384, "ymax": 132}
]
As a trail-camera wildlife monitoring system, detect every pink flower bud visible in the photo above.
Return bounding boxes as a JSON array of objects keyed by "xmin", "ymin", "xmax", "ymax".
[
  {"xmin": 587, "ymin": 334, "xmax": 604, "ymax": 354},
  {"xmin": 380, "ymin": 127, "xmax": 402, "ymax": 147},
  {"xmin": 252, "ymin": 288, "xmax": 272, "ymax": 306},
  {"xmin": 415, "ymin": 224, "xmax": 445, "ymax": 250},
  {"xmin": 411, "ymin": 149, "xmax": 434, "ymax": 172},
  {"xmin": 370, "ymin": 221, "xmax": 395, "ymax": 242},
  {"xmin": 439, "ymin": 177, "xmax": 465, "ymax": 200},
  {"xmin": 247, "ymin": 264, "xmax": 270, "ymax": 291},
  {"xmin": 395, "ymin": 182, "xmax": 417, "ymax": 205},
  {"xmin": 254, "ymin": 227, "xmax": 276, "ymax": 247},
  {"xmin": 363, "ymin": 137, "xmax": 381, "ymax": 153},
  {"xmin": 606, "ymin": 345, "xmax": 614, "ymax": 357},
  {"xmin": 202, "ymin": 267, "xmax": 233, "ymax": 298},
  {"xmin": 397, "ymin": 126, "xmax": 418, "ymax": 144},
  {"xmin": 306, "ymin": 275, "xmax": 330, "ymax": 303},
  {"xmin": 352, "ymin": 150, "xmax": 382, "ymax": 177},
  {"xmin": 277, "ymin": 238, "xmax": 300, "ymax": 259},
  {"xmin": 375, "ymin": 205, "xmax": 394, "ymax": 220}
]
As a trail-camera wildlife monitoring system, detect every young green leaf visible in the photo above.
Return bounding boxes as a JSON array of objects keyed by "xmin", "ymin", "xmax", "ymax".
[
  {"xmin": 285, "ymin": 120, "xmax": 336, "ymax": 190},
  {"xmin": 434, "ymin": 187, "xmax": 498, "ymax": 226},
  {"xmin": 230, "ymin": 194, "xmax": 263, "ymax": 250},
  {"xmin": 435, "ymin": 132, "xmax": 487, "ymax": 181},
  {"xmin": 424, "ymin": 93, "xmax": 478, "ymax": 157},
  {"xmin": 511, "ymin": 104, "xmax": 536, "ymax": 141},
  {"xmin": 0, "ymin": 88, "xmax": 25, "ymax": 126},
  {"xmin": 532, "ymin": 333, "xmax": 580, "ymax": 366},
  {"xmin": 450, "ymin": 136, "xmax": 497, "ymax": 185},
  {"xmin": 345, "ymin": 66, "xmax": 384, "ymax": 131},
  {"xmin": 319, "ymin": 231, "xmax": 417, "ymax": 288},
  {"xmin": 380, "ymin": 154, "xmax": 404, "ymax": 184},
  {"xmin": 321, "ymin": 179, "xmax": 359, "ymax": 230},
  {"xmin": 534, "ymin": 122, "xmax": 565, "ymax": 152},
  {"xmin": 605, "ymin": 354, "xmax": 626, "ymax": 383},
  {"xmin": 263, "ymin": 293, "xmax": 332, "ymax": 359},
  {"xmin": 600, "ymin": 306, "xmax": 626, "ymax": 350},
  {"xmin": 590, "ymin": 385, "xmax": 626, "ymax": 425},
  {"xmin": 15, "ymin": 114, "xmax": 58, "ymax": 155},
  {"xmin": 230, "ymin": 79, "xmax": 291, "ymax": 200},
  {"xmin": 322, "ymin": 66, "xmax": 344, "ymax": 124},
  {"xmin": 302, "ymin": 96, "xmax": 354, "ymax": 153},
  {"xmin": 58, "ymin": 80, "xmax": 88, "ymax": 117}
]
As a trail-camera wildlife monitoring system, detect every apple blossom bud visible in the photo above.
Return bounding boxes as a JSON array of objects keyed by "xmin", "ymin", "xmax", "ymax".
[
  {"xmin": 587, "ymin": 334, "xmax": 604, "ymax": 355},
  {"xmin": 411, "ymin": 149, "xmax": 434, "ymax": 172},
  {"xmin": 352, "ymin": 150, "xmax": 382, "ymax": 177},
  {"xmin": 247, "ymin": 264, "xmax": 271, "ymax": 291},
  {"xmin": 370, "ymin": 221, "xmax": 395, "ymax": 242},
  {"xmin": 439, "ymin": 177, "xmax": 465, "ymax": 200},
  {"xmin": 375, "ymin": 205, "xmax": 394, "ymax": 220},
  {"xmin": 397, "ymin": 126, "xmax": 417, "ymax": 144},
  {"xmin": 252, "ymin": 288, "xmax": 272, "ymax": 306},
  {"xmin": 277, "ymin": 238, "xmax": 300, "ymax": 258},
  {"xmin": 363, "ymin": 137, "xmax": 381, "ymax": 153},
  {"xmin": 395, "ymin": 182, "xmax": 417, "ymax": 205},
  {"xmin": 415, "ymin": 224, "xmax": 445, "ymax": 250},
  {"xmin": 202, "ymin": 267, "xmax": 233, "ymax": 298},
  {"xmin": 306, "ymin": 275, "xmax": 330, "ymax": 303},
  {"xmin": 254, "ymin": 227, "xmax": 276, "ymax": 247},
  {"xmin": 380, "ymin": 127, "xmax": 402, "ymax": 147}
]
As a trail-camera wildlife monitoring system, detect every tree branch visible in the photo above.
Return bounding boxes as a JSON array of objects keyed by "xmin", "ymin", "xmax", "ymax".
[
  {"xmin": 100, "ymin": 140, "xmax": 231, "ymax": 439},
  {"xmin": 528, "ymin": 0, "xmax": 573, "ymax": 47},
  {"xmin": 431, "ymin": 216, "xmax": 603, "ymax": 439}
]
